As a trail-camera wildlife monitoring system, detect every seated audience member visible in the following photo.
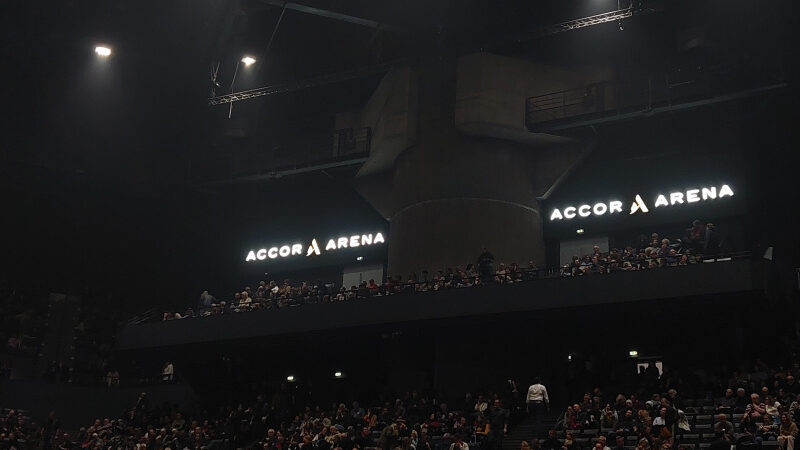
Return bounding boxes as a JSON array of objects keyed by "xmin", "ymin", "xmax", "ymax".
[
  {"xmin": 764, "ymin": 395, "xmax": 781, "ymax": 418},
  {"xmin": 778, "ymin": 413, "xmax": 798, "ymax": 450},
  {"xmin": 713, "ymin": 414, "xmax": 734, "ymax": 435},
  {"xmin": 562, "ymin": 432, "xmax": 574, "ymax": 450},
  {"xmin": 709, "ymin": 432, "xmax": 731, "ymax": 450},
  {"xmin": 717, "ymin": 389, "xmax": 736, "ymax": 413},
  {"xmin": 757, "ymin": 414, "xmax": 779, "ymax": 443},
  {"xmin": 744, "ymin": 394, "xmax": 767, "ymax": 420},
  {"xmin": 635, "ymin": 438, "xmax": 651, "ymax": 450},
  {"xmin": 601, "ymin": 405, "xmax": 619, "ymax": 430},
  {"xmin": 617, "ymin": 409, "xmax": 637, "ymax": 436},
  {"xmin": 734, "ymin": 388, "xmax": 749, "ymax": 413},
  {"xmin": 541, "ymin": 430, "xmax": 561, "ymax": 450}
]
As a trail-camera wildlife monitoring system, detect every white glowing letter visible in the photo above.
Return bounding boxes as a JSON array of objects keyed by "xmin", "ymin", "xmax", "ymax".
[
  {"xmin": 563, "ymin": 207, "xmax": 577, "ymax": 219},
  {"xmin": 291, "ymin": 244, "xmax": 302, "ymax": 255},
  {"xmin": 550, "ymin": 209, "xmax": 563, "ymax": 221},
  {"xmin": 246, "ymin": 251, "xmax": 256, "ymax": 262},
  {"xmin": 325, "ymin": 239, "xmax": 336, "ymax": 251},
  {"xmin": 373, "ymin": 233, "xmax": 385, "ymax": 244},
  {"xmin": 702, "ymin": 187, "xmax": 717, "ymax": 200},
  {"xmin": 337, "ymin": 237, "xmax": 348, "ymax": 249},
  {"xmin": 578, "ymin": 205, "xmax": 591, "ymax": 217},
  {"xmin": 361, "ymin": 234, "xmax": 373, "ymax": 245},
  {"xmin": 686, "ymin": 189, "xmax": 700, "ymax": 203},
  {"xmin": 654, "ymin": 195, "xmax": 669, "ymax": 208},
  {"xmin": 592, "ymin": 203, "xmax": 607, "ymax": 216},
  {"xmin": 629, "ymin": 195, "xmax": 649, "ymax": 214},
  {"xmin": 609, "ymin": 201, "xmax": 623, "ymax": 214},
  {"xmin": 307, "ymin": 239, "xmax": 322, "ymax": 256},
  {"xmin": 267, "ymin": 247, "xmax": 278, "ymax": 259},
  {"xmin": 256, "ymin": 249, "xmax": 267, "ymax": 260},
  {"xmin": 719, "ymin": 184, "xmax": 734, "ymax": 198},
  {"xmin": 670, "ymin": 192, "xmax": 684, "ymax": 205},
  {"xmin": 278, "ymin": 246, "xmax": 291, "ymax": 257},
  {"xmin": 350, "ymin": 236, "xmax": 360, "ymax": 247}
]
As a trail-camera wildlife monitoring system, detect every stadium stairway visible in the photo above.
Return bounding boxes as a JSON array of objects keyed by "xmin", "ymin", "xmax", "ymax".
[{"xmin": 502, "ymin": 411, "xmax": 559, "ymax": 450}]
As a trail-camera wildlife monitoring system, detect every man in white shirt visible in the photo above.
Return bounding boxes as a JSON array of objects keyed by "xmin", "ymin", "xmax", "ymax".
[
  {"xmin": 527, "ymin": 378, "xmax": 550, "ymax": 438},
  {"xmin": 162, "ymin": 362, "xmax": 174, "ymax": 384}
]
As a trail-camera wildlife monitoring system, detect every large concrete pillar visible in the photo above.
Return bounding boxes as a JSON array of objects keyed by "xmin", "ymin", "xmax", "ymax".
[{"xmin": 352, "ymin": 53, "xmax": 603, "ymax": 278}]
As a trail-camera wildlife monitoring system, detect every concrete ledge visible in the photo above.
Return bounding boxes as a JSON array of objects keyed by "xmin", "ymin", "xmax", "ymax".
[{"xmin": 117, "ymin": 260, "xmax": 763, "ymax": 350}]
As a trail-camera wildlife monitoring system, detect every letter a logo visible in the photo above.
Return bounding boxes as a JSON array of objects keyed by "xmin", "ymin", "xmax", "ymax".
[
  {"xmin": 306, "ymin": 239, "xmax": 321, "ymax": 256},
  {"xmin": 629, "ymin": 194, "xmax": 650, "ymax": 215}
]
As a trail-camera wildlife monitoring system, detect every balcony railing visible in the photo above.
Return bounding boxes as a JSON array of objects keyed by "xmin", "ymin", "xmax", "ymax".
[
  {"xmin": 525, "ymin": 62, "xmax": 786, "ymax": 132},
  {"xmin": 193, "ymin": 127, "xmax": 371, "ymax": 185}
]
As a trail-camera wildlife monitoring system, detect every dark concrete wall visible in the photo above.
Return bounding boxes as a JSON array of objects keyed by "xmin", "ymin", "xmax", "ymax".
[{"xmin": 0, "ymin": 380, "xmax": 196, "ymax": 430}]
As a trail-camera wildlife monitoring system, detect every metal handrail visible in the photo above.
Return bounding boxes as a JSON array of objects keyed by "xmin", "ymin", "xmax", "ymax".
[{"xmin": 525, "ymin": 61, "xmax": 786, "ymax": 130}]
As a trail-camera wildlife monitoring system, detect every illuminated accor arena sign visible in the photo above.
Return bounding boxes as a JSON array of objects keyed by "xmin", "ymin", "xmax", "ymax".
[
  {"xmin": 549, "ymin": 184, "xmax": 734, "ymax": 221},
  {"xmin": 245, "ymin": 231, "xmax": 386, "ymax": 262}
]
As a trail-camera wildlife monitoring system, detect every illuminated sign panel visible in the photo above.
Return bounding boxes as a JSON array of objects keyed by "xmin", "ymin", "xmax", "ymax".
[
  {"xmin": 549, "ymin": 184, "xmax": 734, "ymax": 221},
  {"xmin": 245, "ymin": 232, "xmax": 385, "ymax": 262}
]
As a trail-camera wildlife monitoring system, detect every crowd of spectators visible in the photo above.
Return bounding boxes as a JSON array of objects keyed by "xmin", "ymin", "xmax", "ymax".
[
  {"xmin": 5, "ymin": 359, "xmax": 798, "ymax": 450},
  {"xmin": 162, "ymin": 221, "xmax": 731, "ymax": 322},
  {"xmin": 560, "ymin": 222, "xmax": 721, "ymax": 277},
  {"xmin": 2, "ymin": 388, "xmax": 517, "ymax": 450},
  {"xmin": 543, "ymin": 361, "xmax": 800, "ymax": 450}
]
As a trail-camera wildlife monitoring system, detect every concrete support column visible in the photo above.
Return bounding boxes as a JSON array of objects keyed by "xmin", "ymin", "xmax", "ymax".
[
  {"xmin": 385, "ymin": 59, "xmax": 544, "ymax": 277},
  {"xmin": 354, "ymin": 54, "xmax": 591, "ymax": 278}
]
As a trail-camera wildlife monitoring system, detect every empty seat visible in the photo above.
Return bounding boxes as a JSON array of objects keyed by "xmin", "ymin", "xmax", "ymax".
[
  {"xmin": 695, "ymin": 415, "xmax": 713, "ymax": 424},
  {"xmin": 695, "ymin": 424, "xmax": 712, "ymax": 431},
  {"xmin": 582, "ymin": 429, "xmax": 599, "ymax": 436},
  {"xmin": 681, "ymin": 434, "xmax": 700, "ymax": 443}
]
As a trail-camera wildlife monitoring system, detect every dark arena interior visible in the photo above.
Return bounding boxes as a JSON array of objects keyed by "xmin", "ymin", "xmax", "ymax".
[{"xmin": 3, "ymin": 0, "xmax": 800, "ymax": 449}]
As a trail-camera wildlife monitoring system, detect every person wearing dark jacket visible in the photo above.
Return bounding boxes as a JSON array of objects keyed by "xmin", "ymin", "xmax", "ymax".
[
  {"xmin": 541, "ymin": 430, "xmax": 561, "ymax": 450},
  {"xmin": 708, "ymin": 432, "xmax": 731, "ymax": 450},
  {"xmin": 477, "ymin": 248, "xmax": 495, "ymax": 282}
]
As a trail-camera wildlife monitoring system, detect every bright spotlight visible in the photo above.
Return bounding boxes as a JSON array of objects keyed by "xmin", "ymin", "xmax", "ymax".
[
  {"xmin": 576, "ymin": 229, "xmax": 585, "ymax": 234},
  {"xmin": 629, "ymin": 350, "xmax": 638, "ymax": 357},
  {"xmin": 241, "ymin": 56, "xmax": 256, "ymax": 66},
  {"xmin": 286, "ymin": 375, "xmax": 295, "ymax": 382},
  {"xmin": 356, "ymin": 256, "xmax": 364, "ymax": 261},
  {"xmin": 95, "ymin": 46, "xmax": 112, "ymax": 57},
  {"xmin": 334, "ymin": 371, "xmax": 343, "ymax": 378}
]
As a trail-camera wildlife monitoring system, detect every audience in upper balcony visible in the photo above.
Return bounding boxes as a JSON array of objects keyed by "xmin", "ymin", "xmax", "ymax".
[{"xmin": 159, "ymin": 220, "xmax": 735, "ymax": 321}]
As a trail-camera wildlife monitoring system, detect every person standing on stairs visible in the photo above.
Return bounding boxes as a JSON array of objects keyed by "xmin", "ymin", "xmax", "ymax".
[
  {"xmin": 488, "ymin": 399, "xmax": 509, "ymax": 450},
  {"xmin": 526, "ymin": 378, "xmax": 550, "ymax": 438}
]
